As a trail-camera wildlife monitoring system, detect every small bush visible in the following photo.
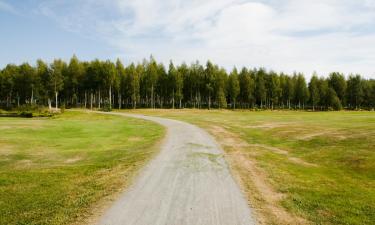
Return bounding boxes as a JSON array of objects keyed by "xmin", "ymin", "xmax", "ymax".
[
  {"xmin": 19, "ymin": 111, "xmax": 33, "ymax": 118},
  {"xmin": 60, "ymin": 103, "xmax": 65, "ymax": 113},
  {"xmin": 100, "ymin": 100, "xmax": 112, "ymax": 112},
  {"xmin": 331, "ymin": 96, "xmax": 342, "ymax": 111}
]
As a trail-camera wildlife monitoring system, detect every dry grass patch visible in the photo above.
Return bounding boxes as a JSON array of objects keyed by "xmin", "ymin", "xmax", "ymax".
[
  {"xmin": 128, "ymin": 109, "xmax": 375, "ymax": 224},
  {"xmin": 127, "ymin": 136, "xmax": 143, "ymax": 142},
  {"xmin": 208, "ymin": 125, "xmax": 310, "ymax": 225}
]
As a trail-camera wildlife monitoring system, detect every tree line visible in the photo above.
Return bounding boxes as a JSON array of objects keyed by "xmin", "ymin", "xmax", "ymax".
[{"xmin": 0, "ymin": 56, "xmax": 374, "ymax": 111}]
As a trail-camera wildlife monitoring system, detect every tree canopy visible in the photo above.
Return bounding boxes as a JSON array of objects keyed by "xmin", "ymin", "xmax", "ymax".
[{"xmin": 0, "ymin": 56, "xmax": 374, "ymax": 110}]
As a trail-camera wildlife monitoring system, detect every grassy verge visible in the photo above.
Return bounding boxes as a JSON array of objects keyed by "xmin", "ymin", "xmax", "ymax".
[
  {"xmin": 125, "ymin": 109, "xmax": 375, "ymax": 225},
  {"xmin": 0, "ymin": 111, "xmax": 164, "ymax": 225}
]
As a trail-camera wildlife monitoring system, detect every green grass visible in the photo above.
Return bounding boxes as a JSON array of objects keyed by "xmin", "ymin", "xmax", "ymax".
[
  {"xmin": 126, "ymin": 109, "xmax": 375, "ymax": 225},
  {"xmin": 0, "ymin": 111, "xmax": 164, "ymax": 225}
]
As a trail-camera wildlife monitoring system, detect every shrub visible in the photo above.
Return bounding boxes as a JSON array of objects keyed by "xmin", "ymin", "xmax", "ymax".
[
  {"xmin": 19, "ymin": 111, "xmax": 33, "ymax": 118},
  {"xmin": 60, "ymin": 103, "xmax": 65, "ymax": 113},
  {"xmin": 100, "ymin": 100, "xmax": 112, "ymax": 112},
  {"xmin": 331, "ymin": 96, "xmax": 342, "ymax": 110}
]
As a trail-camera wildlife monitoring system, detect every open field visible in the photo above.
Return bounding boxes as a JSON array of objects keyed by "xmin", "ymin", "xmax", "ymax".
[
  {"xmin": 0, "ymin": 111, "xmax": 164, "ymax": 225},
  {"xmin": 123, "ymin": 109, "xmax": 375, "ymax": 225}
]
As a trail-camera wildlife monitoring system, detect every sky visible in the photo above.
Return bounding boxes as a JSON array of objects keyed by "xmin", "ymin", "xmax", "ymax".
[{"xmin": 1, "ymin": 0, "xmax": 375, "ymax": 78}]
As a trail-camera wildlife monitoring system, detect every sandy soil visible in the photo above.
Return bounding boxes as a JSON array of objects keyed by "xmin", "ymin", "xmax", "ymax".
[{"xmin": 96, "ymin": 112, "xmax": 256, "ymax": 225}]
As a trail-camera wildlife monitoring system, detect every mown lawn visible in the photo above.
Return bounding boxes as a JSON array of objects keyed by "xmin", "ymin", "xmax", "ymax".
[
  {"xmin": 127, "ymin": 109, "xmax": 375, "ymax": 225},
  {"xmin": 0, "ymin": 111, "xmax": 164, "ymax": 225}
]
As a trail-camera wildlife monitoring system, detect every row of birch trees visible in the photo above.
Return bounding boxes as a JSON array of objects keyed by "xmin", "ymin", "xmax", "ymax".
[{"xmin": 1, "ymin": 56, "xmax": 374, "ymax": 110}]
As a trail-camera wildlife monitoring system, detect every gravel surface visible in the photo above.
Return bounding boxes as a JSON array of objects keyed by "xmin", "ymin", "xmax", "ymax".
[{"xmin": 97, "ymin": 112, "xmax": 256, "ymax": 225}]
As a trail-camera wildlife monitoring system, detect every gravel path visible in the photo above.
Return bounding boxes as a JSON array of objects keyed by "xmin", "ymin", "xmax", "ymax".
[{"xmin": 97, "ymin": 112, "xmax": 256, "ymax": 225}]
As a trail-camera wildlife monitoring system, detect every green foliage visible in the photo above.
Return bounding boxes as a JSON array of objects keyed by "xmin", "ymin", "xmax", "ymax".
[
  {"xmin": 308, "ymin": 74, "xmax": 320, "ymax": 110},
  {"xmin": 0, "ymin": 105, "xmax": 54, "ymax": 118},
  {"xmin": 328, "ymin": 72, "xmax": 346, "ymax": 103},
  {"xmin": 228, "ymin": 68, "xmax": 240, "ymax": 108},
  {"xmin": 327, "ymin": 88, "xmax": 342, "ymax": 110},
  {"xmin": 1, "ymin": 57, "xmax": 374, "ymax": 110},
  {"xmin": 294, "ymin": 73, "xmax": 309, "ymax": 109},
  {"xmin": 60, "ymin": 102, "xmax": 66, "ymax": 113},
  {"xmin": 99, "ymin": 100, "xmax": 112, "ymax": 112},
  {"xmin": 255, "ymin": 69, "xmax": 267, "ymax": 107},
  {"xmin": 347, "ymin": 75, "xmax": 364, "ymax": 109},
  {"xmin": 238, "ymin": 68, "xmax": 255, "ymax": 108}
]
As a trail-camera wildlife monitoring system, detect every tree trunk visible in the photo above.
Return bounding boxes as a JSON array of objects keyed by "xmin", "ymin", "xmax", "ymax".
[
  {"xmin": 84, "ymin": 91, "xmax": 87, "ymax": 108},
  {"xmin": 90, "ymin": 92, "xmax": 93, "ymax": 110},
  {"xmin": 151, "ymin": 85, "xmax": 154, "ymax": 109},
  {"xmin": 109, "ymin": 86, "xmax": 112, "ymax": 110},
  {"xmin": 55, "ymin": 91, "xmax": 58, "ymax": 110},
  {"xmin": 31, "ymin": 88, "xmax": 34, "ymax": 105},
  {"xmin": 208, "ymin": 94, "xmax": 211, "ymax": 110},
  {"xmin": 48, "ymin": 98, "xmax": 52, "ymax": 111},
  {"xmin": 172, "ymin": 89, "xmax": 175, "ymax": 109},
  {"xmin": 118, "ymin": 92, "xmax": 122, "ymax": 110},
  {"xmin": 98, "ymin": 90, "xmax": 101, "ymax": 109}
]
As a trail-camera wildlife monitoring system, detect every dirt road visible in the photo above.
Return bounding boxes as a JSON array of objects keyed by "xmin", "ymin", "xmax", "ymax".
[{"xmin": 97, "ymin": 112, "xmax": 255, "ymax": 225}]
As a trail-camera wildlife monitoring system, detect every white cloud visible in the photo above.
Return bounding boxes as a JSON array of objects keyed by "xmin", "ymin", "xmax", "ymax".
[{"xmin": 34, "ymin": 0, "xmax": 375, "ymax": 78}]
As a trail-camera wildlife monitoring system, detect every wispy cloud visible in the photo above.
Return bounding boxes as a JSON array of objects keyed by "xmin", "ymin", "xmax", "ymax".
[
  {"xmin": 13, "ymin": 0, "xmax": 375, "ymax": 77},
  {"xmin": 0, "ymin": 0, "xmax": 18, "ymax": 14}
]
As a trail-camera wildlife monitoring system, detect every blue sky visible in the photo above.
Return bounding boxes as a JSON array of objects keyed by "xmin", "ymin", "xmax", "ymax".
[{"xmin": 1, "ymin": 0, "xmax": 375, "ymax": 78}]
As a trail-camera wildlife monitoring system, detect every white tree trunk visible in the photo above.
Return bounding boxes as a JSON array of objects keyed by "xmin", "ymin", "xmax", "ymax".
[
  {"xmin": 208, "ymin": 94, "xmax": 211, "ymax": 110},
  {"xmin": 151, "ymin": 85, "xmax": 154, "ymax": 109},
  {"xmin": 172, "ymin": 89, "xmax": 175, "ymax": 109},
  {"xmin": 84, "ymin": 91, "xmax": 87, "ymax": 108},
  {"xmin": 48, "ymin": 98, "xmax": 52, "ymax": 111},
  {"xmin": 55, "ymin": 92, "xmax": 58, "ymax": 110},
  {"xmin": 119, "ymin": 93, "xmax": 122, "ymax": 110},
  {"xmin": 98, "ymin": 90, "xmax": 101, "ymax": 109},
  {"xmin": 31, "ymin": 88, "xmax": 34, "ymax": 105},
  {"xmin": 109, "ymin": 86, "xmax": 112, "ymax": 109},
  {"xmin": 90, "ymin": 92, "xmax": 93, "ymax": 110}
]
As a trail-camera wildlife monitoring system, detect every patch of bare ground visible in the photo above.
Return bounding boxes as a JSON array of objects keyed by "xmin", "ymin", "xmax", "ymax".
[
  {"xmin": 207, "ymin": 125, "xmax": 311, "ymax": 225},
  {"xmin": 64, "ymin": 156, "xmax": 83, "ymax": 164},
  {"xmin": 245, "ymin": 122, "xmax": 296, "ymax": 130},
  {"xmin": 0, "ymin": 125, "xmax": 14, "ymax": 130},
  {"xmin": 14, "ymin": 159, "xmax": 34, "ymax": 169},
  {"xmin": 0, "ymin": 120, "xmax": 46, "ymax": 130},
  {"xmin": 210, "ymin": 126, "xmax": 316, "ymax": 168},
  {"xmin": 249, "ymin": 144, "xmax": 289, "ymax": 155},
  {"xmin": 0, "ymin": 145, "xmax": 13, "ymax": 162},
  {"xmin": 296, "ymin": 130, "xmax": 348, "ymax": 141},
  {"xmin": 0, "ymin": 144, "xmax": 14, "ymax": 156},
  {"xmin": 127, "ymin": 136, "xmax": 143, "ymax": 142}
]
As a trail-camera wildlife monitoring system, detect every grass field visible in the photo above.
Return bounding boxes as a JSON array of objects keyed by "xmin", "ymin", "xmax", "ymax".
[
  {"xmin": 125, "ymin": 109, "xmax": 375, "ymax": 225},
  {"xmin": 0, "ymin": 111, "xmax": 164, "ymax": 225}
]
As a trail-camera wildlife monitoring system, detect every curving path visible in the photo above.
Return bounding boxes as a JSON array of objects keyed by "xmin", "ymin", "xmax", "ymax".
[{"xmin": 96, "ymin": 112, "xmax": 255, "ymax": 225}]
